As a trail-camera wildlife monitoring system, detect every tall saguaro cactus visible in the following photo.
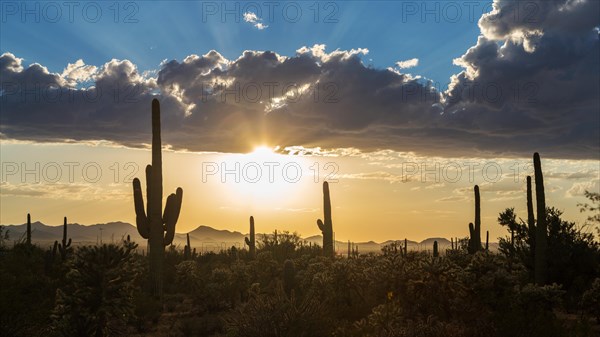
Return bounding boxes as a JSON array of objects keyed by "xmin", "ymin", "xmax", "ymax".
[
  {"xmin": 317, "ymin": 181, "xmax": 334, "ymax": 257},
  {"xmin": 533, "ymin": 153, "xmax": 547, "ymax": 285},
  {"xmin": 245, "ymin": 216, "xmax": 256, "ymax": 258},
  {"xmin": 468, "ymin": 185, "xmax": 482, "ymax": 254},
  {"xmin": 26, "ymin": 213, "xmax": 31, "ymax": 246},
  {"xmin": 132, "ymin": 99, "xmax": 183, "ymax": 298},
  {"xmin": 57, "ymin": 217, "xmax": 72, "ymax": 260}
]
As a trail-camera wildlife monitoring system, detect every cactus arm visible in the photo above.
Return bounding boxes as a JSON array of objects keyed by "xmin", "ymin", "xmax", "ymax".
[
  {"xmin": 317, "ymin": 219, "xmax": 325, "ymax": 232},
  {"xmin": 133, "ymin": 178, "xmax": 150, "ymax": 239},
  {"xmin": 163, "ymin": 187, "xmax": 183, "ymax": 246},
  {"xmin": 245, "ymin": 237, "xmax": 251, "ymax": 246}
]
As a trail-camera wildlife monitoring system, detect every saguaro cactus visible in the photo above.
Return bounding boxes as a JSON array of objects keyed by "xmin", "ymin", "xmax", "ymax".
[
  {"xmin": 433, "ymin": 240, "xmax": 439, "ymax": 257},
  {"xmin": 468, "ymin": 185, "xmax": 482, "ymax": 254},
  {"xmin": 485, "ymin": 230, "xmax": 489, "ymax": 251},
  {"xmin": 526, "ymin": 176, "xmax": 536, "ymax": 256},
  {"xmin": 245, "ymin": 216, "xmax": 256, "ymax": 258},
  {"xmin": 533, "ymin": 153, "xmax": 547, "ymax": 285},
  {"xmin": 317, "ymin": 181, "xmax": 334, "ymax": 257},
  {"xmin": 347, "ymin": 240, "xmax": 351, "ymax": 258},
  {"xmin": 132, "ymin": 99, "xmax": 184, "ymax": 298},
  {"xmin": 26, "ymin": 213, "xmax": 31, "ymax": 246},
  {"xmin": 184, "ymin": 233, "xmax": 191, "ymax": 260},
  {"xmin": 57, "ymin": 217, "xmax": 72, "ymax": 259}
]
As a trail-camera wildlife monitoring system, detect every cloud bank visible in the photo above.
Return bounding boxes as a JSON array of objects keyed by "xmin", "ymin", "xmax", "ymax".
[{"xmin": 1, "ymin": 0, "xmax": 598, "ymax": 159}]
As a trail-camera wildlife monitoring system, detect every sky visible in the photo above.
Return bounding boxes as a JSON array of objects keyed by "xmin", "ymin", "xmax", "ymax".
[{"xmin": 1, "ymin": 0, "xmax": 599, "ymax": 242}]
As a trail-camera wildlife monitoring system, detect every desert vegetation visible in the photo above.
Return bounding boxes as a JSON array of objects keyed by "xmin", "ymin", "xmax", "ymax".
[{"xmin": 1, "ymin": 100, "xmax": 598, "ymax": 337}]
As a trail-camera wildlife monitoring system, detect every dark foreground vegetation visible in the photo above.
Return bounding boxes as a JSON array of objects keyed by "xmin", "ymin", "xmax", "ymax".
[{"xmin": 1, "ymin": 195, "xmax": 599, "ymax": 337}]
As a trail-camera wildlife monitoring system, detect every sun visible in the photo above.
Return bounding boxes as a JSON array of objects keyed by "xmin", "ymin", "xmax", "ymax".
[
  {"xmin": 216, "ymin": 145, "xmax": 307, "ymax": 205},
  {"xmin": 249, "ymin": 145, "xmax": 278, "ymax": 159}
]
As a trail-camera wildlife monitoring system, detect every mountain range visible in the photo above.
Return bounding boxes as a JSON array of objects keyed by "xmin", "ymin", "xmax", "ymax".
[{"xmin": 1, "ymin": 221, "xmax": 497, "ymax": 253}]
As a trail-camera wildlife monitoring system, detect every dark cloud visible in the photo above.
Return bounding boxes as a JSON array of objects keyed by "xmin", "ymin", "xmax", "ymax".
[
  {"xmin": 444, "ymin": 0, "xmax": 599, "ymax": 158},
  {"xmin": 1, "ymin": 0, "xmax": 598, "ymax": 159}
]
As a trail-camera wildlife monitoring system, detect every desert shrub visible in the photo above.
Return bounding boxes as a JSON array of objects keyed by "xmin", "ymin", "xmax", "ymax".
[
  {"xmin": 225, "ymin": 287, "xmax": 329, "ymax": 337},
  {"xmin": 581, "ymin": 278, "xmax": 600, "ymax": 322},
  {"xmin": 0, "ymin": 243, "xmax": 58, "ymax": 337},
  {"xmin": 50, "ymin": 242, "xmax": 141, "ymax": 337}
]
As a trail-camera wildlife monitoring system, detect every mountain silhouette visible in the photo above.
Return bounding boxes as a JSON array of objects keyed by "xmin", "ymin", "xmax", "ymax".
[{"xmin": 1, "ymin": 221, "xmax": 496, "ymax": 252}]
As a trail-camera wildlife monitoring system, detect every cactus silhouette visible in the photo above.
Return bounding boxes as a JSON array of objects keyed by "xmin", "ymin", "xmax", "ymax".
[
  {"xmin": 245, "ymin": 216, "xmax": 256, "ymax": 258},
  {"xmin": 485, "ymin": 230, "xmax": 489, "ymax": 251},
  {"xmin": 57, "ymin": 217, "xmax": 72, "ymax": 260},
  {"xmin": 526, "ymin": 176, "xmax": 536, "ymax": 259},
  {"xmin": 533, "ymin": 153, "xmax": 547, "ymax": 285},
  {"xmin": 347, "ymin": 240, "xmax": 351, "ymax": 258},
  {"xmin": 283, "ymin": 259, "xmax": 296, "ymax": 298},
  {"xmin": 468, "ymin": 185, "xmax": 482, "ymax": 254},
  {"xmin": 316, "ymin": 181, "xmax": 334, "ymax": 257},
  {"xmin": 26, "ymin": 213, "xmax": 31, "ymax": 246},
  {"xmin": 132, "ymin": 99, "xmax": 183, "ymax": 298},
  {"xmin": 184, "ymin": 233, "xmax": 191, "ymax": 260},
  {"xmin": 433, "ymin": 240, "xmax": 439, "ymax": 257}
]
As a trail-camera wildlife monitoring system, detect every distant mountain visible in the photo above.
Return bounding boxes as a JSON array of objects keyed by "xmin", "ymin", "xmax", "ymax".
[
  {"xmin": 3, "ymin": 221, "xmax": 143, "ymax": 246},
  {"xmin": 381, "ymin": 239, "xmax": 419, "ymax": 246},
  {"xmin": 1, "ymin": 221, "xmax": 495, "ymax": 252}
]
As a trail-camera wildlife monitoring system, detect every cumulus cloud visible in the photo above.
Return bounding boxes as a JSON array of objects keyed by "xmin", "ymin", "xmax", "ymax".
[
  {"xmin": 444, "ymin": 0, "xmax": 599, "ymax": 158},
  {"xmin": 395, "ymin": 58, "xmax": 419, "ymax": 69},
  {"xmin": 61, "ymin": 59, "xmax": 97, "ymax": 87},
  {"xmin": 243, "ymin": 11, "xmax": 268, "ymax": 30},
  {"xmin": 1, "ymin": 0, "xmax": 599, "ymax": 161}
]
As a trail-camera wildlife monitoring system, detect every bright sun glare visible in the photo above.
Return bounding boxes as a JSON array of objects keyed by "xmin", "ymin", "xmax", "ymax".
[{"xmin": 219, "ymin": 145, "xmax": 305, "ymax": 205}]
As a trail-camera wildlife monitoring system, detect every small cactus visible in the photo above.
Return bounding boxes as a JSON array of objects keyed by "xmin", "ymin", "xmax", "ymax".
[
  {"xmin": 26, "ymin": 213, "xmax": 32, "ymax": 246},
  {"xmin": 433, "ymin": 240, "xmax": 439, "ymax": 257},
  {"xmin": 184, "ymin": 233, "xmax": 191, "ymax": 260},
  {"xmin": 317, "ymin": 181, "xmax": 334, "ymax": 257},
  {"xmin": 57, "ymin": 217, "xmax": 72, "ymax": 260},
  {"xmin": 485, "ymin": 230, "xmax": 489, "ymax": 251},
  {"xmin": 468, "ymin": 185, "xmax": 482, "ymax": 254},
  {"xmin": 347, "ymin": 240, "xmax": 351, "ymax": 258},
  {"xmin": 245, "ymin": 216, "xmax": 256, "ymax": 258}
]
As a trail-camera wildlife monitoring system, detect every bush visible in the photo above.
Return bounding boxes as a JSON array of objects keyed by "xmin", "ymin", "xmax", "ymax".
[{"xmin": 50, "ymin": 243, "xmax": 141, "ymax": 337}]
